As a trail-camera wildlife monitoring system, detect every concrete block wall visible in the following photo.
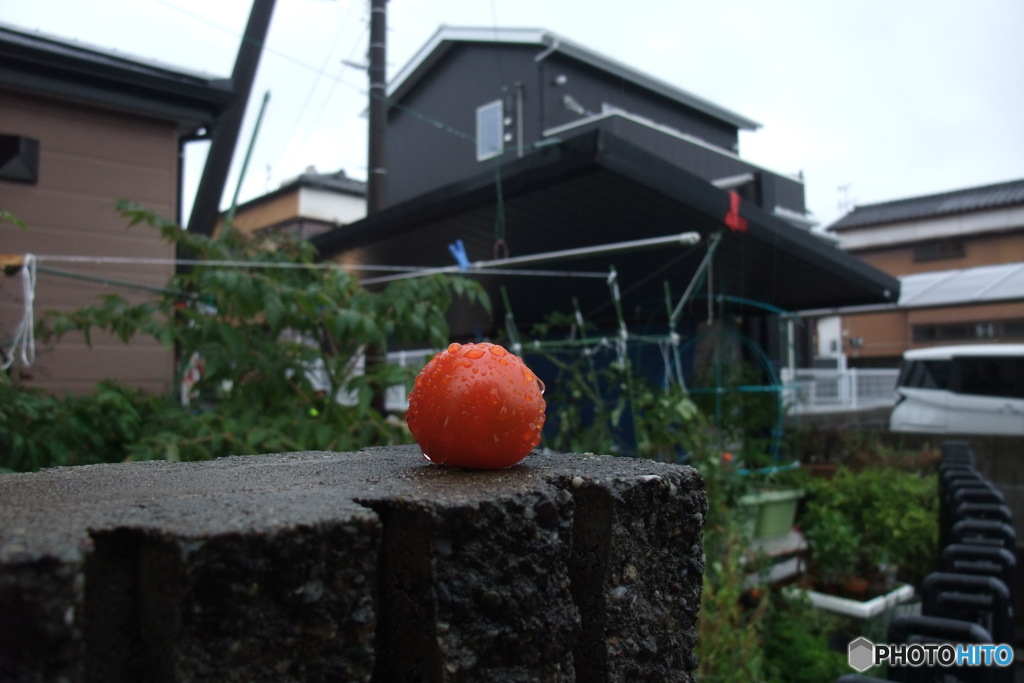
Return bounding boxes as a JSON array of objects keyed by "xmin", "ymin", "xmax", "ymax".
[{"xmin": 0, "ymin": 446, "xmax": 706, "ymax": 682}]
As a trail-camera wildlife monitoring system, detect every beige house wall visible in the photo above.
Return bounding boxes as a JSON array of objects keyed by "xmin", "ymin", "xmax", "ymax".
[
  {"xmin": 0, "ymin": 89, "xmax": 178, "ymax": 395},
  {"xmin": 223, "ymin": 191, "xmax": 300, "ymax": 237},
  {"xmin": 840, "ymin": 300, "xmax": 1024, "ymax": 364},
  {"xmin": 856, "ymin": 231, "xmax": 1024, "ymax": 277}
]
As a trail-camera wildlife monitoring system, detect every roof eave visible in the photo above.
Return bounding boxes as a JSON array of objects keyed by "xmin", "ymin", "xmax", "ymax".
[
  {"xmin": 312, "ymin": 129, "xmax": 899, "ymax": 311},
  {"xmin": 0, "ymin": 24, "xmax": 235, "ymax": 130},
  {"xmin": 387, "ymin": 25, "xmax": 760, "ymax": 132}
]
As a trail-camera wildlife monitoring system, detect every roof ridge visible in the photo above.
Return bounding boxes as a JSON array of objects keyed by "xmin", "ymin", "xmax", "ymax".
[
  {"xmin": 387, "ymin": 25, "xmax": 760, "ymax": 132},
  {"xmin": 859, "ymin": 177, "xmax": 1024, "ymax": 210},
  {"xmin": 828, "ymin": 177, "xmax": 1024, "ymax": 231}
]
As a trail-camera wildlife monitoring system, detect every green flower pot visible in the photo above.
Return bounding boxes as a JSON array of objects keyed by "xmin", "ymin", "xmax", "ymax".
[{"xmin": 738, "ymin": 488, "xmax": 804, "ymax": 540}]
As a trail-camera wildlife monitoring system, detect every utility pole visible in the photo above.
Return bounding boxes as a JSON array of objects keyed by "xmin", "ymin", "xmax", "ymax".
[
  {"xmin": 187, "ymin": 0, "xmax": 277, "ymax": 236},
  {"xmin": 367, "ymin": 0, "xmax": 387, "ymax": 213},
  {"xmin": 366, "ymin": 0, "xmax": 388, "ymax": 415}
]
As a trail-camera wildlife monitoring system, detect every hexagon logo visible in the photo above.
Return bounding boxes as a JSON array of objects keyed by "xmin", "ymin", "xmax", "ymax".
[{"xmin": 848, "ymin": 637, "xmax": 875, "ymax": 672}]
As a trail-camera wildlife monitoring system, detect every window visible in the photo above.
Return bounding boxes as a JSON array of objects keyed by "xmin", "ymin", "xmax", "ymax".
[
  {"xmin": 0, "ymin": 135, "xmax": 40, "ymax": 184},
  {"xmin": 912, "ymin": 318, "xmax": 1024, "ymax": 344},
  {"xmin": 897, "ymin": 360, "xmax": 950, "ymax": 390},
  {"xmin": 952, "ymin": 357, "xmax": 1024, "ymax": 398},
  {"xmin": 913, "ymin": 239, "xmax": 964, "ymax": 262},
  {"xmin": 476, "ymin": 100, "xmax": 504, "ymax": 161}
]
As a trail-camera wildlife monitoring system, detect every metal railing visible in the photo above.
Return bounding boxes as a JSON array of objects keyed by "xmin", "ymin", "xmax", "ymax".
[{"xmin": 781, "ymin": 367, "xmax": 899, "ymax": 413}]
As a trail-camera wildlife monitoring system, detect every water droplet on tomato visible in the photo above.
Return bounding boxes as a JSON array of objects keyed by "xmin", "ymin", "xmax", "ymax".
[
  {"xmin": 465, "ymin": 347, "xmax": 485, "ymax": 359},
  {"xmin": 447, "ymin": 343, "xmax": 462, "ymax": 353}
]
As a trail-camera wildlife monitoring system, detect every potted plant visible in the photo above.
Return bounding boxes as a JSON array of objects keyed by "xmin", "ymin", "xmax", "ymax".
[
  {"xmin": 802, "ymin": 508, "xmax": 863, "ymax": 597},
  {"xmin": 735, "ymin": 449, "xmax": 808, "ymax": 541},
  {"xmin": 792, "ymin": 467, "xmax": 937, "ymax": 618},
  {"xmin": 738, "ymin": 480, "xmax": 805, "ymax": 541}
]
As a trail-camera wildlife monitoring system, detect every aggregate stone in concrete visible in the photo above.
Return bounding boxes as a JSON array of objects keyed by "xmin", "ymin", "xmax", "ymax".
[{"xmin": 0, "ymin": 445, "xmax": 705, "ymax": 682}]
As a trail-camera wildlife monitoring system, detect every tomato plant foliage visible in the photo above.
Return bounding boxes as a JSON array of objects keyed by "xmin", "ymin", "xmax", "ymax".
[{"xmin": 2, "ymin": 203, "xmax": 489, "ymax": 470}]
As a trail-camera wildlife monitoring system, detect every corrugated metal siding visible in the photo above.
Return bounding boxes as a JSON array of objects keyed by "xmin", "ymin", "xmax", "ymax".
[{"xmin": 0, "ymin": 89, "xmax": 177, "ymax": 395}]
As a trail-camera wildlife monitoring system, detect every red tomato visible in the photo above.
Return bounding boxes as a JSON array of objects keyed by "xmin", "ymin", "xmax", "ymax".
[{"xmin": 405, "ymin": 342, "xmax": 546, "ymax": 469}]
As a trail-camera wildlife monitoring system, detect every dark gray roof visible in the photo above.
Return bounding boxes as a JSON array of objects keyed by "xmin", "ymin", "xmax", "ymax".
[
  {"xmin": 294, "ymin": 169, "xmax": 367, "ymax": 196},
  {"xmin": 312, "ymin": 129, "xmax": 898, "ymax": 333},
  {"xmin": 828, "ymin": 178, "xmax": 1024, "ymax": 232},
  {"xmin": 0, "ymin": 23, "xmax": 234, "ymax": 132},
  {"xmin": 230, "ymin": 169, "xmax": 366, "ymax": 217},
  {"xmin": 389, "ymin": 26, "xmax": 760, "ymax": 132}
]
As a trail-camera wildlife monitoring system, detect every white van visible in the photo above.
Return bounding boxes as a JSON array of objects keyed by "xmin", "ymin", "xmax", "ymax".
[{"xmin": 890, "ymin": 344, "xmax": 1024, "ymax": 435}]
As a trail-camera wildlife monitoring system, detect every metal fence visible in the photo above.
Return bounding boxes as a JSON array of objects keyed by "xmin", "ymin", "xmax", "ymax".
[{"xmin": 781, "ymin": 367, "xmax": 899, "ymax": 413}]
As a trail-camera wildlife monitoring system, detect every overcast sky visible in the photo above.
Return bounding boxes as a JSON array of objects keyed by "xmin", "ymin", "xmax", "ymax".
[{"xmin": 6, "ymin": 0, "xmax": 1024, "ymax": 229}]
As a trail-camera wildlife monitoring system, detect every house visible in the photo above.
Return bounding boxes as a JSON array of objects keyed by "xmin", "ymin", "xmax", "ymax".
[
  {"xmin": 813, "ymin": 178, "xmax": 1024, "ymax": 367},
  {"xmin": 384, "ymin": 27, "xmax": 808, "ymax": 227},
  {"xmin": 223, "ymin": 167, "xmax": 366, "ymax": 240},
  {"xmin": 0, "ymin": 24, "xmax": 235, "ymax": 394},
  {"xmin": 311, "ymin": 27, "xmax": 898, "ymax": 376}
]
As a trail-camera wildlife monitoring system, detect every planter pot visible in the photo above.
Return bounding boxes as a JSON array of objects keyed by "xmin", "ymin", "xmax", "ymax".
[
  {"xmin": 738, "ymin": 488, "xmax": 804, "ymax": 540},
  {"xmin": 787, "ymin": 583, "xmax": 916, "ymax": 619}
]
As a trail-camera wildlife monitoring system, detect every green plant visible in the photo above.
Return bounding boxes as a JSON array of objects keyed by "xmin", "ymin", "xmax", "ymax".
[
  {"xmin": 801, "ymin": 467, "xmax": 938, "ymax": 585},
  {"xmin": 762, "ymin": 592, "xmax": 852, "ymax": 682},
  {"xmin": 5, "ymin": 203, "xmax": 489, "ymax": 470},
  {"xmin": 803, "ymin": 507, "xmax": 862, "ymax": 586},
  {"xmin": 691, "ymin": 358, "xmax": 783, "ymax": 471},
  {"xmin": 696, "ymin": 521, "xmax": 769, "ymax": 681}
]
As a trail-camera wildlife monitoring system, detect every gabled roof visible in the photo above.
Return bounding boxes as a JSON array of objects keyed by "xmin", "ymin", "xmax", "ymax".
[
  {"xmin": 228, "ymin": 168, "xmax": 366, "ymax": 216},
  {"xmin": 828, "ymin": 178, "xmax": 1024, "ymax": 232},
  {"xmin": 0, "ymin": 23, "xmax": 234, "ymax": 131},
  {"xmin": 389, "ymin": 26, "xmax": 760, "ymax": 132},
  {"xmin": 292, "ymin": 169, "xmax": 367, "ymax": 196},
  {"xmin": 312, "ymin": 130, "xmax": 897, "ymax": 331}
]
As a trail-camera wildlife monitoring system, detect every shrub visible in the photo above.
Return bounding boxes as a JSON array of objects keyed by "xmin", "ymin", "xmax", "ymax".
[
  {"xmin": 802, "ymin": 467, "xmax": 938, "ymax": 584},
  {"xmin": 3, "ymin": 204, "xmax": 488, "ymax": 470}
]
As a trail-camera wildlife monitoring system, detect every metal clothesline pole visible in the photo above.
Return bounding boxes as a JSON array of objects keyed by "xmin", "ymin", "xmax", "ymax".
[
  {"xmin": 669, "ymin": 231, "xmax": 722, "ymax": 326},
  {"xmin": 361, "ymin": 231, "xmax": 702, "ymax": 285}
]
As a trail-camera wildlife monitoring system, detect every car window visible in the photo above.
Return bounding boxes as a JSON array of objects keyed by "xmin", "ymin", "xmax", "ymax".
[
  {"xmin": 953, "ymin": 357, "xmax": 1024, "ymax": 398},
  {"xmin": 898, "ymin": 359, "xmax": 950, "ymax": 390}
]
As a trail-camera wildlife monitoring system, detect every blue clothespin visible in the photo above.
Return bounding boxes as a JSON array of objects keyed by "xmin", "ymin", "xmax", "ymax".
[{"xmin": 448, "ymin": 239, "xmax": 470, "ymax": 270}]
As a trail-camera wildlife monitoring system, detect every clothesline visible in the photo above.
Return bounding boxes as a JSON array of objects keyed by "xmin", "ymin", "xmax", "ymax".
[{"xmin": 25, "ymin": 254, "xmax": 610, "ymax": 280}]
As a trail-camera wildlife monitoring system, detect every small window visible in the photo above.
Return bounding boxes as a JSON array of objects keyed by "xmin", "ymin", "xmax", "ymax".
[
  {"xmin": 476, "ymin": 100, "xmax": 503, "ymax": 161},
  {"xmin": 912, "ymin": 318, "xmax": 1024, "ymax": 343},
  {"xmin": 914, "ymin": 239, "xmax": 964, "ymax": 263},
  {"xmin": 0, "ymin": 135, "xmax": 40, "ymax": 184}
]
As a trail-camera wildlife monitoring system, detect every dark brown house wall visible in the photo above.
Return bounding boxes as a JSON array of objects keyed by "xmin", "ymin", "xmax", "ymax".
[{"xmin": 0, "ymin": 89, "xmax": 177, "ymax": 395}]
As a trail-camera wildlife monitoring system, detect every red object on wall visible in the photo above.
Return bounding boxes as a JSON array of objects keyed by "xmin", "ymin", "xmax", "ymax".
[{"xmin": 725, "ymin": 190, "xmax": 748, "ymax": 232}]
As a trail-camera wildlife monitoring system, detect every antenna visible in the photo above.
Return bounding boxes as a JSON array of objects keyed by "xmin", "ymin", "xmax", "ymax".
[{"xmin": 837, "ymin": 182, "xmax": 854, "ymax": 213}]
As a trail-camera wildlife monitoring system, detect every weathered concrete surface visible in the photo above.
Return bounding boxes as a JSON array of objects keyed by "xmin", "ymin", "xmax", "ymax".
[{"xmin": 0, "ymin": 446, "xmax": 705, "ymax": 682}]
